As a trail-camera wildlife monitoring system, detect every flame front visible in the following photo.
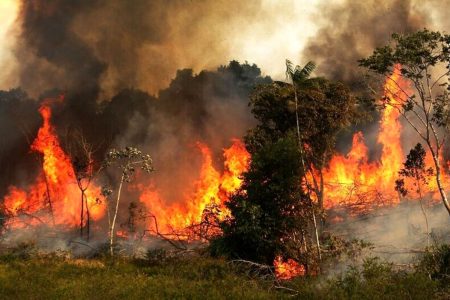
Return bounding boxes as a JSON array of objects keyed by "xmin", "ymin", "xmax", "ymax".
[
  {"xmin": 3, "ymin": 101, "xmax": 104, "ymax": 229},
  {"xmin": 2, "ymin": 65, "xmax": 448, "ymax": 281},
  {"xmin": 321, "ymin": 65, "xmax": 447, "ymax": 210},
  {"xmin": 139, "ymin": 139, "xmax": 250, "ymax": 233}
]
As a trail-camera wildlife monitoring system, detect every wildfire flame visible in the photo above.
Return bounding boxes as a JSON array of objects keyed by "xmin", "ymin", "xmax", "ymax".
[
  {"xmin": 3, "ymin": 99, "xmax": 104, "ymax": 229},
  {"xmin": 274, "ymin": 256, "xmax": 306, "ymax": 280},
  {"xmin": 276, "ymin": 64, "xmax": 450, "ymax": 279},
  {"xmin": 321, "ymin": 65, "xmax": 448, "ymax": 210},
  {"xmin": 2, "ymin": 65, "xmax": 447, "ymax": 281},
  {"xmin": 139, "ymin": 139, "xmax": 250, "ymax": 233}
]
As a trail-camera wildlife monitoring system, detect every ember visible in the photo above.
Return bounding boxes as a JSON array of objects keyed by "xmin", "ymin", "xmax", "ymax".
[{"xmin": 274, "ymin": 256, "xmax": 306, "ymax": 280}]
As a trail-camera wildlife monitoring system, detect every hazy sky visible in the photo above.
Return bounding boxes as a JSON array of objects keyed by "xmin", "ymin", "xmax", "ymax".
[
  {"xmin": 0, "ymin": 0, "xmax": 19, "ymax": 89},
  {"xmin": 223, "ymin": 0, "xmax": 319, "ymax": 78}
]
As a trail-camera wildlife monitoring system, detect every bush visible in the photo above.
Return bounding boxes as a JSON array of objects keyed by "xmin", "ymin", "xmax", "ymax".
[
  {"xmin": 328, "ymin": 258, "xmax": 437, "ymax": 299},
  {"xmin": 417, "ymin": 244, "xmax": 450, "ymax": 284},
  {"xmin": 285, "ymin": 258, "xmax": 440, "ymax": 299},
  {"xmin": 211, "ymin": 135, "xmax": 310, "ymax": 266}
]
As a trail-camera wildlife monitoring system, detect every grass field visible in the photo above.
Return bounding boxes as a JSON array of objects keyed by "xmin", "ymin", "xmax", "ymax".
[
  {"xmin": 0, "ymin": 255, "xmax": 279, "ymax": 299},
  {"xmin": 0, "ymin": 251, "xmax": 448, "ymax": 299}
]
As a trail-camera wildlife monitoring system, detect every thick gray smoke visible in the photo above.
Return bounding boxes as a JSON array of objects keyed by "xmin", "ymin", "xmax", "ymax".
[
  {"xmin": 14, "ymin": 0, "xmax": 270, "ymax": 99},
  {"xmin": 0, "ymin": 0, "xmax": 272, "ymax": 204},
  {"xmin": 303, "ymin": 0, "xmax": 450, "ymax": 155},
  {"xmin": 333, "ymin": 201, "xmax": 450, "ymax": 263},
  {"xmin": 303, "ymin": 0, "xmax": 441, "ymax": 87}
]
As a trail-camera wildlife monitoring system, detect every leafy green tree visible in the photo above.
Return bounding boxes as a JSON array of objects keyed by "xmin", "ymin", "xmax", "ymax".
[
  {"xmin": 359, "ymin": 29, "xmax": 450, "ymax": 216},
  {"xmin": 102, "ymin": 147, "xmax": 153, "ymax": 256},
  {"xmin": 213, "ymin": 62, "xmax": 357, "ymax": 272},
  {"xmin": 213, "ymin": 134, "xmax": 311, "ymax": 266},
  {"xmin": 247, "ymin": 68, "xmax": 357, "ymax": 208}
]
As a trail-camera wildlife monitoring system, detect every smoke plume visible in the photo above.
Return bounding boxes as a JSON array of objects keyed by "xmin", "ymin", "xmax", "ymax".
[
  {"xmin": 12, "ymin": 0, "xmax": 282, "ymax": 99},
  {"xmin": 304, "ymin": 0, "xmax": 450, "ymax": 87}
]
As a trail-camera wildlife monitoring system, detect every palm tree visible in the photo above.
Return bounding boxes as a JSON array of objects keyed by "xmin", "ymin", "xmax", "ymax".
[
  {"xmin": 285, "ymin": 59, "xmax": 321, "ymax": 261},
  {"xmin": 285, "ymin": 60, "xmax": 316, "ymax": 146}
]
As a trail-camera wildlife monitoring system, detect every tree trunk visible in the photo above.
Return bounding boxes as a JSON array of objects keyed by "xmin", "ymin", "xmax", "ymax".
[
  {"xmin": 110, "ymin": 173, "xmax": 124, "ymax": 257},
  {"xmin": 415, "ymin": 173, "xmax": 429, "ymax": 247},
  {"xmin": 293, "ymin": 83, "xmax": 322, "ymax": 263},
  {"xmin": 43, "ymin": 174, "xmax": 55, "ymax": 226},
  {"xmin": 429, "ymin": 147, "xmax": 450, "ymax": 216},
  {"xmin": 311, "ymin": 207, "xmax": 321, "ymax": 261},
  {"xmin": 80, "ymin": 191, "xmax": 84, "ymax": 238},
  {"xmin": 319, "ymin": 169, "xmax": 324, "ymax": 209},
  {"xmin": 84, "ymin": 192, "xmax": 90, "ymax": 241}
]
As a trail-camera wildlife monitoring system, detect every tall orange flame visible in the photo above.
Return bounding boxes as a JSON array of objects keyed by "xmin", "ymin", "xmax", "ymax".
[
  {"xmin": 3, "ymin": 100, "xmax": 104, "ymax": 229},
  {"xmin": 276, "ymin": 64, "xmax": 450, "ymax": 279},
  {"xmin": 139, "ymin": 139, "xmax": 250, "ymax": 233},
  {"xmin": 3, "ymin": 66, "xmax": 447, "ymax": 281},
  {"xmin": 321, "ymin": 65, "xmax": 434, "ymax": 210}
]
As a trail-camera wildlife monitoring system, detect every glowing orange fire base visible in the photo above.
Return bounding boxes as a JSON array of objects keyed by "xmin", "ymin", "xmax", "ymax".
[
  {"xmin": 1, "ymin": 66, "xmax": 449, "ymax": 281},
  {"xmin": 274, "ymin": 256, "xmax": 306, "ymax": 280}
]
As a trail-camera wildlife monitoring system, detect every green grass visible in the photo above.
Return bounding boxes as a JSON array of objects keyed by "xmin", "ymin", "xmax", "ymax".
[
  {"xmin": 287, "ymin": 258, "xmax": 443, "ymax": 300},
  {"xmin": 0, "ymin": 255, "xmax": 277, "ymax": 300},
  {"xmin": 0, "ymin": 253, "xmax": 448, "ymax": 299}
]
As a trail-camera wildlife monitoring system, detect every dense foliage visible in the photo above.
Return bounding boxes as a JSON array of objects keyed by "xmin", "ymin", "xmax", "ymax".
[
  {"xmin": 245, "ymin": 78, "xmax": 358, "ymax": 208},
  {"xmin": 212, "ymin": 135, "xmax": 309, "ymax": 265},
  {"xmin": 212, "ymin": 66, "xmax": 358, "ymax": 271}
]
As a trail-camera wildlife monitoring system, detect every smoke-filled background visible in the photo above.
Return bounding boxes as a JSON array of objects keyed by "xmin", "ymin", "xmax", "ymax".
[
  {"xmin": 1, "ymin": 0, "xmax": 450, "ymax": 92},
  {"xmin": 0, "ymin": 0, "xmax": 450, "ymax": 252}
]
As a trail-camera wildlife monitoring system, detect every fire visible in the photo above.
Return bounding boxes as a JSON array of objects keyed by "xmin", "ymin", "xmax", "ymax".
[
  {"xmin": 139, "ymin": 139, "xmax": 250, "ymax": 233},
  {"xmin": 3, "ymin": 64, "xmax": 446, "ymax": 281},
  {"xmin": 221, "ymin": 138, "xmax": 251, "ymax": 193},
  {"xmin": 320, "ymin": 64, "xmax": 444, "ymax": 210},
  {"xmin": 322, "ymin": 65, "xmax": 406, "ymax": 208},
  {"xmin": 2, "ymin": 99, "xmax": 104, "ymax": 229},
  {"xmin": 274, "ymin": 256, "xmax": 306, "ymax": 280}
]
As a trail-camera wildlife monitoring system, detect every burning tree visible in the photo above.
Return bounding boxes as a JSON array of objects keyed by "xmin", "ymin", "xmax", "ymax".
[
  {"xmin": 246, "ymin": 62, "xmax": 358, "ymax": 213},
  {"xmin": 65, "ymin": 130, "xmax": 100, "ymax": 240},
  {"xmin": 102, "ymin": 147, "xmax": 154, "ymax": 256},
  {"xmin": 2, "ymin": 99, "xmax": 105, "ymax": 230},
  {"xmin": 359, "ymin": 29, "xmax": 450, "ymax": 216}
]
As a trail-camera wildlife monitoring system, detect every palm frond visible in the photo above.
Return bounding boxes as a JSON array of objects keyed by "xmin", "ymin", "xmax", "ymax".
[
  {"xmin": 285, "ymin": 59, "xmax": 295, "ymax": 80},
  {"xmin": 293, "ymin": 61, "xmax": 316, "ymax": 82},
  {"xmin": 299, "ymin": 61, "xmax": 316, "ymax": 78}
]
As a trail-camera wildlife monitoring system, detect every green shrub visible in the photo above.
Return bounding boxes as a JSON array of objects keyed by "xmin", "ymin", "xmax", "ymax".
[
  {"xmin": 286, "ymin": 258, "xmax": 440, "ymax": 299},
  {"xmin": 417, "ymin": 244, "xmax": 450, "ymax": 284}
]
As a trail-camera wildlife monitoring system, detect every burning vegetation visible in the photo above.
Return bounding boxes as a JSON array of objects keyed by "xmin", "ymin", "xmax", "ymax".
[
  {"xmin": 3, "ymin": 98, "xmax": 105, "ymax": 229},
  {"xmin": 1, "ymin": 31, "xmax": 450, "ymax": 285},
  {"xmin": 0, "ymin": 1, "xmax": 450, "ymax": 298}
]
